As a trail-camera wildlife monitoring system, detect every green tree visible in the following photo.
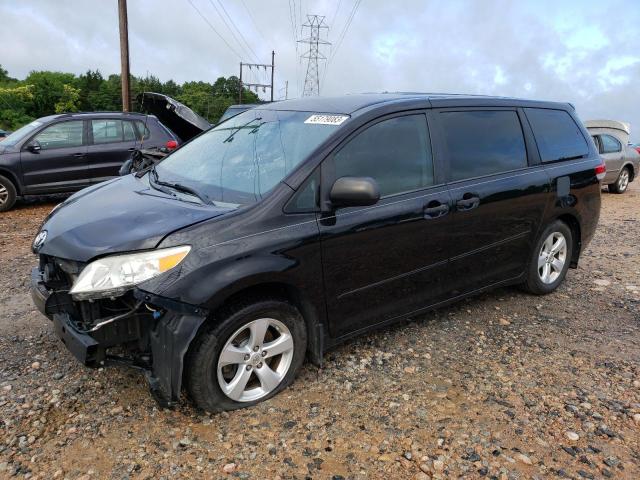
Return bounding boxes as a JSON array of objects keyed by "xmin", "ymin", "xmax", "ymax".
[
  {"xmin": 54, "ymin": 84, "xmax": 81, "ymax": 113},
  {"xmin": 0, "ymin": 84, "xmax": 35, "ymax": 129}
]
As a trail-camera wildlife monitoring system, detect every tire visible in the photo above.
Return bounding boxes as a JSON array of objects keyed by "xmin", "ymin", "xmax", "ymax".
[
  {"xmin": 185, "ymin": 298, "xmax": 307, "ymax": 413},
  {"xmin": 0, "ymin": 175, "xmax": 17, "ymax": 212},
  {"xmin": 608, "ymin": 166, "xmax": 630, "ymax": 194},
  {"xmin": 522, "ymin": 220, "xmax": 573, "ymax": 295}
]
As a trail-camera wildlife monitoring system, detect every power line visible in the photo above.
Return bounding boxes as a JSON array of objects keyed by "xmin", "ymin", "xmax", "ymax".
[
  {"xmin": 216, "ymin": 0, "xmax": 261, "ymax": 63},
  {"xmin": 330, "ymin": 0, "xmax": 343, "ymax": 28},
  {"xmin": 185, "ymin": 0, "xmax": 243, "ymax": 59},
  {"xmin": 330, "ymin": 0, "xmax": 361, "ymax": 64},
  {"xmin": 239, "ymin": 0, "xmax": 269, "ymax": 45},
  {"xmin": 206, "ymin": 0, "xmax": 256, "ymax": 63}
]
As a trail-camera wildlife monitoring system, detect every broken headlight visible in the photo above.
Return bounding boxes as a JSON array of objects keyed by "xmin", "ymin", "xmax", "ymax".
[{"xmin": 69, "ymin": 246, "xmax": 190, "ymax": 299}]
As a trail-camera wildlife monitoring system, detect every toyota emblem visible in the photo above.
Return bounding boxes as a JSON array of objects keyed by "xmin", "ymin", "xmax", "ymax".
[{"xmin": 33, "ymin": 230, "xmax": 48, "ymax": 252}]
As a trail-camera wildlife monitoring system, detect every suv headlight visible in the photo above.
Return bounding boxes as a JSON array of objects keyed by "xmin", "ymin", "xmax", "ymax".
[{"xmin": 70, "ymin": 246, "xmax": 191, "ymax": 299}]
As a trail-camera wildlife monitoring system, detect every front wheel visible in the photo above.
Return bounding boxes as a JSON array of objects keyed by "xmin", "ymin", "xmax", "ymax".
[
  {"xmin": 608, "ymin": 167, "xmax": 630, "ymax": 194},
  {"xmin": 0, "ymin": 175, "xmax": 17, "ymax": 212},
  {"xmin": 522, "ymin": 221, "xmax": 573, "ymax": 295},
  {"xmin": 185, "ymin": 298, "xmax": 307, "ymax": 412}
]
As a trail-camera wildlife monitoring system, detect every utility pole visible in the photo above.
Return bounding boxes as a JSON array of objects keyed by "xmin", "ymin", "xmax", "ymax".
[
  {"xmin": 239, "ymin": 52, "xmax": 275, "ymax": 103},
  {"xmin": 270, "ymin": 50, "xmax": 275, "ymax": 102},
  {"xmin": 239, "ymin": 62, "xmax": 243, "ymax": 104},
  {"xmin": 118, "ymin": 0, "xmax": 131, "ymax": 111},
  {"xmin": 285, "ymin": 80, "xmax": 288, "ymax": 100},
  {"xmin": 298, "ymin": 15, "xmax": 330, "ymax": 96}
]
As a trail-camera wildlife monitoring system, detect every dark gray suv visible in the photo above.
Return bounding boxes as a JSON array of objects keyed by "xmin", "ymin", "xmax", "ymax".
[{"xmin": 0, "ymin": 112, "xmax": 178, "ymax": 211}]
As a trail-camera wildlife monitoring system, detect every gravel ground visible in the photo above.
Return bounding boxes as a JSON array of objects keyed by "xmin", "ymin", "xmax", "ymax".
[{"xmin": 0, "ymin": 185, "xmax": 639, "ymax": 480}]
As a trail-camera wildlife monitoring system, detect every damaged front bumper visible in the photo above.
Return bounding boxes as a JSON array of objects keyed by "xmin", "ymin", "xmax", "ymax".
[{"xmin": 30, "ymin": 266, "xmax": 207, "ymax": 407}]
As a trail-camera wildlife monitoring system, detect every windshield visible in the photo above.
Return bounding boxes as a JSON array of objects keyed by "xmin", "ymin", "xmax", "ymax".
[
  {"xmin": 154, "ymin": 109, "xmax": 343, "ymax": 204},
  {"xmin": 0, "ymin": 120, "xmax": 43, "ymax": 147}
]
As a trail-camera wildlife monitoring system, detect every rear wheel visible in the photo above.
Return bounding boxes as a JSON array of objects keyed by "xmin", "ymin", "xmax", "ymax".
[
  {"xmin": 0, "ymin": 175, "xmax": 17, "ymax": 212},
  {"xmin": 185, "ymin": 298, "xmax": 307, "ymax": 412},
  {"xmin": 608, "ymin": 167, "xmax": 630, "ymax": 194},
  {"xmin": 522, "ymin": 220, "xmax": 573, "ymax": 295}
]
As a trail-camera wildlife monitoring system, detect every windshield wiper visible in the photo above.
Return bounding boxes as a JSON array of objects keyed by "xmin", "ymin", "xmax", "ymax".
[
  {"xmin": 222, "ymin": 117, "xmax": 263, "ymax": 143},
  {"xmin": 149, "ymin": 167, "xmax": 212, "ymax": 205}
]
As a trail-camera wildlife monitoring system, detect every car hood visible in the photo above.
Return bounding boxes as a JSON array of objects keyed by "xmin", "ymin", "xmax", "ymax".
[
  {"xmin": 37, "ymin": 175, "xmax": 232, "ymax": 262},
  {"xmin": 138, "ymin": 92, "xmax": 211, "ymax": 142}
]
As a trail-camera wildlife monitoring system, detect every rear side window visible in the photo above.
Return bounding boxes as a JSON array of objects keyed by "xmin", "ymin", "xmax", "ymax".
[
  {"xmin": 440, "ymin": 110, "xmax": 527, "ymax": 181},
  {"xmin": 92, "ymin": 120, "xmax": 124, "ymax": 144},
  {"xmin": 135, "ymin": 120, "xmax": 151, "ymax": 140},
  {"xmin": 333, "ymin": 114, "xmax": 434, "ymax": 197},
  {"xmin": 525, "ymin": 108, "xmax": 589, "ymax": 162},
  {"xmin": 600, "ymin": 134, "xmax": 621, "ymax": 154},
  {"xmin": 123, "ymin": 121, "xmax": 137, "ymax": 141}
]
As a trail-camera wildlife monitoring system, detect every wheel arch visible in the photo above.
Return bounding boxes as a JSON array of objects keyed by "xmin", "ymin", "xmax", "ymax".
[
  {"xmin": 555, "ymin": 213, "xmax": 581, "ymax": 268},
  {"xmin": 0, "ymin": 168, "xmax": 21, "ymax": 195},
  {"xmin": 189, "ymin": 279, "xmax": 325, "ymax": 368},
  {"xmin": 622, "ymin": 162, "xmax": 635, "ymax": 181}
]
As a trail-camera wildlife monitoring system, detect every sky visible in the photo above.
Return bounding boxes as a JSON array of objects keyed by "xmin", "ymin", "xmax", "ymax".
[{"xmin": 1, "ymin": 0, "xmax": 639, "ymax": 141}]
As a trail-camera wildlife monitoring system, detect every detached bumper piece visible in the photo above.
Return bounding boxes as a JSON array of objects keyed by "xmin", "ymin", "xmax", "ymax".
[{"xmin": 30, "ymin": 263, "xmax": 208, "ymax": 408}]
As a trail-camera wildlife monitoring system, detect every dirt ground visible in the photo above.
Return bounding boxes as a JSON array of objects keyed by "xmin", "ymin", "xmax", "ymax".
[{"xmin": 0, "ymin": 184, "xmax": 638, "ymax": 480}]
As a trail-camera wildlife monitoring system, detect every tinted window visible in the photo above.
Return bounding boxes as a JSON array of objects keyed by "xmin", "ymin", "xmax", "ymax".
[
  {"xmin": 33, "ymin": 121, "xmax": 83, "ymax": 150},
  {"xmin": 600, "ymin": 134, "xmax": 621, "ymax": 154},
  {"xmin": 285, "ymin": 169, "xmax": 319, "ymax": 213},
  {"xmin": 92, "ymin": 120, "xmax": 124, "ymax": 144},
  {"xmin": 525, "ymin": 108, "xmax": 589, "ymax": 162},
  {"xmin": 440, "ymin": 110, "xmax": 527, "ymax": 181},
  {"xmin": 333, "ymin": 115, "xmax": 433, "ymax": 197}
]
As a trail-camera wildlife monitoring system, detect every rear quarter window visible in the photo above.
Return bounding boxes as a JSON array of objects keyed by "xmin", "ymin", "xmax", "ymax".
[{"xmin": 525, "ymin": 108, "xmax": 589, "ymax": 162}]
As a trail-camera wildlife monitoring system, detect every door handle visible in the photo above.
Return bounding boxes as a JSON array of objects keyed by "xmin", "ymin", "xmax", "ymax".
[
  {"xmin": 423, "ymin": 202, "xmax": 449, "ymax": 219},
  {"xmin": 127, "ymin": 147, "xmax": 136, "ymax": 152},
  {"xmin": 73, "ymin": 153, "xmax": 86, "ymax": 158},
  {"xmin": 456, "ymin": 194, "xmax": 480, "ymax": 211}
]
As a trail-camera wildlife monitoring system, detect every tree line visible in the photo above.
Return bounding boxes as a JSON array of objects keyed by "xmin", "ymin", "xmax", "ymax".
[{"xmin": 0, "ymin": 65, "xmax": 260, "ymax": 131}]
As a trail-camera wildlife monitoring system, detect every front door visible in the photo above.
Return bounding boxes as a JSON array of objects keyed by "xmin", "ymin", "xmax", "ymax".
[
  {"xmin": 318, "ymin": 112, "xmax": 453, "ymax": 338},
  {"xmin": 87, "ymin": 119, "xmax": 138, "ymax": 183},
  {"xmin": 20, "ymin": 120, "xmax": 89, "ymax": 193},
  {"xmin": 433, "ymin": 108, "xmax": 550, "ymax": 295}
]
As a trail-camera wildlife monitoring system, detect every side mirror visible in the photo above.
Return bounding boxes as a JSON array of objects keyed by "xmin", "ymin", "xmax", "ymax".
[
  {"xmin": 329, "ymin": 176, "xmax": 380, "ymax": 208},
  {"xmin": 27, "ymin": 141, "xmax": 41, "ymax": 153}
]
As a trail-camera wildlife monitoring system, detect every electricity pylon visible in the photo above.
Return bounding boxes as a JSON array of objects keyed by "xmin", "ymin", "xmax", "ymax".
[{"xmin": 298, "ymin": 15, "xmax": 330, "ymax": 96}]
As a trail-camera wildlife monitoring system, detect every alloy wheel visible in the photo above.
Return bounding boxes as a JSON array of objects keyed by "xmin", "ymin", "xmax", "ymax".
[
  {"xmin": 618, "ymin": 169, "xmax": 629, "ymax": 192},
  {"xmin": 217, "ymin": 318, "xmax": 294, "ymax": 402},
  {"xmin": 538, "ymin": 232, "xmax": 567, "ymax": 284},
  {"xmin": 0, "ymin": 184, "xmax": 7, "ymax": 206}
]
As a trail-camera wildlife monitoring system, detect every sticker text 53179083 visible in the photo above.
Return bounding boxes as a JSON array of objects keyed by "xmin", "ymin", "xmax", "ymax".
[{"xmin": 304, "ymin": 114, "xmax": 350, "ymax": 126}]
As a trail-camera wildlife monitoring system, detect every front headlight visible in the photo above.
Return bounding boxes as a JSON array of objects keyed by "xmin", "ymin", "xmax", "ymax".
[{"xmin": 70, "ymin": 245, "xmax": 191, "ymax": 299}]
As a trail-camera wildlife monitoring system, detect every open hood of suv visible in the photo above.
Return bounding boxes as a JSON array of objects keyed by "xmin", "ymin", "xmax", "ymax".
[
  {"xmin": 137, "ymin": 92, "xmax": 211, "ymax": 142},
  {"xmin": 37, "ymin": 175, "xmax": 231, "ymax": 262}
]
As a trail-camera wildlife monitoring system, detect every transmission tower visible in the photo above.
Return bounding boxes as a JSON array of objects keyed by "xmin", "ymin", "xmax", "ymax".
[{"xmin": 298, "ymin": 15, "xmax": 330, "ymax": 96}]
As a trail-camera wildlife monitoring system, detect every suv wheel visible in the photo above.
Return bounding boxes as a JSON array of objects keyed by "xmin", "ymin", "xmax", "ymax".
[
  {"xmin": 522, "ymin": 220, "xmax": 573, "ymax": 295},
  {"xmin": 185, "ymin": 298, "xmax": 307, "ymax": 412},
  {"xmin": 608, "ymin": 167, "xmax": 630, "ymax": 194},
  {"xmin": 0, "ymin": 175, "xmax": 17, "ymax": 212}
]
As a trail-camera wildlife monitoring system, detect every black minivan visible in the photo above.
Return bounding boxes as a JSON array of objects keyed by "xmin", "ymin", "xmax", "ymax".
[{"xmin": 30, "ymin": 94, "xmax": 603, "ymax": 412}]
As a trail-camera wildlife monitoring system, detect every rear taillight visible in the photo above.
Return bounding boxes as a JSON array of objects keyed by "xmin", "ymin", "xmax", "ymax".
[
  {"xmin": 635, "ymin": 146, "xmax": 640, "ymax": 155},
  {"xmin": 166, "ymin": 140, "xmax": 178, "ymax": 150},
  {"xmin": 595, "ymin": 161, "xmax": 606, "ymax": 181}
]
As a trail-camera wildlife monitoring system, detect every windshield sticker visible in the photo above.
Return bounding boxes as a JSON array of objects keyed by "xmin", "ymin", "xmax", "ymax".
[{"xmin": 304, "ymin": 114, "xmax": 349, "ymax": 126}]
